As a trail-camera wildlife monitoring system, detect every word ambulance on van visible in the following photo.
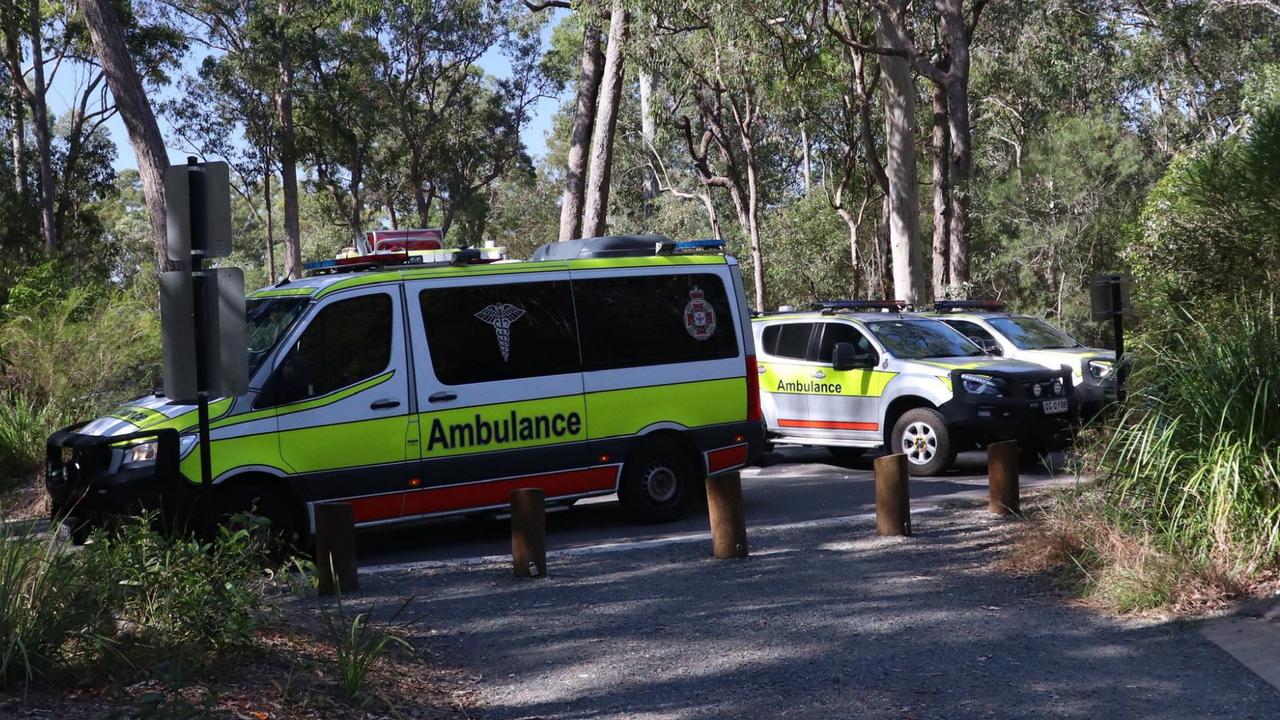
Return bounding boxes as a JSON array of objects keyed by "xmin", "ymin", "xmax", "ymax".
[{"xmin": 44, "ymin": 235, "xmax": 765, "ymax": 544}]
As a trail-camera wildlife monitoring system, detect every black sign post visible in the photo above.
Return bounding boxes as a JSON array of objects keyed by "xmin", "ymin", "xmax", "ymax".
[
  {"xmin": 161, "ymin": 158, "xmax": 244, "ymax": 493},
  {"xmin": 1090, "ymin": 274, "xmax": 1132, "ymax": 402}
]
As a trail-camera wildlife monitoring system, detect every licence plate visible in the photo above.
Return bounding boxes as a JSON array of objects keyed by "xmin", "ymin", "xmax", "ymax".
[{"xmin": 1042, "ymin": 399, "xmax": 1069, "ymax": 415}]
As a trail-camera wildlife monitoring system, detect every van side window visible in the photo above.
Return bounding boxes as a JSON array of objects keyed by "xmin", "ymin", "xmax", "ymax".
[
  {"xmin": 420, "ymin": 281, "xmax": 580, "ymax": 385},
  {"xmin": 813, "ymin": 323, "xmax": 877, "ymax": 364},
  {"xmin": 574, "ymin": 273, "xmax": 738, "ymax": 370},
  {"xmin": 761, "ymin": 323, "xmax": 813, "ymax": 360},
  {"xmin": 258, "ymin": 293, "xmax": 392, "ymax": 407}
]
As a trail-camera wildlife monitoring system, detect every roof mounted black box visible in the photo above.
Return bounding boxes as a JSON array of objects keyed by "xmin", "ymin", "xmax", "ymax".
[{"xmin": 530, "ymin": 234, "xmax": 674, "ymax": 261}]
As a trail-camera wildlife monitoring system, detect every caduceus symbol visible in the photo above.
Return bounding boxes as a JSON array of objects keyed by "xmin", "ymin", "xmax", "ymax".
[{"xmin": 475, "ymin": 303, "xmax": 526, "ymax": 362}]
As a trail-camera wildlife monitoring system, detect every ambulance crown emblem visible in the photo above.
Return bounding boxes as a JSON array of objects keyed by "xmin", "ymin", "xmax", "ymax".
[
  {"xmin": 475, "ymin": 303, "xmax": 526, "ymax": 362},
  {"xmin": 683, "ymin": 287, "xmax": 716, "ymax": 341}
]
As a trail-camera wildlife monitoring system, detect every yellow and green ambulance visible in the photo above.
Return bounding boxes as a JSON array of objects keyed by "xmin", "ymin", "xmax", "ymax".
[{"xmin": 45, "ymin": 236, "xmax": 764, "ymax": 543}]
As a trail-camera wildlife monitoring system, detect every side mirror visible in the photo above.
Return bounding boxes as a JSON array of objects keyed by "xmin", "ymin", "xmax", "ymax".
[{"xmin": 832, "ymin": 342, "xmax": 874, "ymax": 371}]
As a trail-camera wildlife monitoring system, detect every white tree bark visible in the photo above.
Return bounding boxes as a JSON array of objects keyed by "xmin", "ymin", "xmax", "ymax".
[
  {"xmin": 558, "ymin": 17, "xmax": 603, "ymax": 241},
  {"xmin": 582, "ymin": 0, "xmax": 627, "ymax": 238},
  {"xmin": 875, "ymin": 5, "xmax": 924, "ymax": 306}
]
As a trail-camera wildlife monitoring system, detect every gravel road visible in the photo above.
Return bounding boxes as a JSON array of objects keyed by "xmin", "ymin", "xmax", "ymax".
[{"xmin": 359, "ymin": 507, "xmax": 1279, "ymax": 719}]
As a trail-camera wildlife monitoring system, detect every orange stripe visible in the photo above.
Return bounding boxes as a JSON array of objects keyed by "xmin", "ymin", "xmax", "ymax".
[{"xmin": 779, "ymin": 418, "xmax": 879, "ymax": 431}]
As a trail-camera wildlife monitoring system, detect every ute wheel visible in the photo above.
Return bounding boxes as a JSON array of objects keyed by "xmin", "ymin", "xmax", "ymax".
[
  {"xmin": 201, "ymin": 484, "xmax": 300, "ymax": 557},
  {"xmin": 619, "ymin": 440, "xmax": 697, "ymax": 523},
  {"xmin": 826, "ymin": 447, "xmax": 866, "ymax": 464},
  {"xmin": 891, "ymin": 408, "xmax": 955, "ymax": 477}
]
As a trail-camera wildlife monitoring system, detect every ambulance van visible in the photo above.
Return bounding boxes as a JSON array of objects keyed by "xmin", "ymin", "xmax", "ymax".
[{"xmin": 45, "ymin": 236, "xmax": 764, "ymax": 544}]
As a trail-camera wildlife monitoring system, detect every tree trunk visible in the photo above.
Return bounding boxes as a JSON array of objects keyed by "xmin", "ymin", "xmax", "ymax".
[
  {"xmin": 27, "ymin": 0, "xmax": 56, "ymax": 254},
  {"xmin": 264, "ymin": 165, "xmax": 275, "ymax": 284},
  {"xmin": 638, "ymin": 68, "xmax": 657, "ymax": 218},
  {"xmin": 581, "ymin": 1, "xmax": 627, "ymax": 239},
  {"xmin": 3, "ymin": 12, "xmax": 24, "ymax": 197},
  {"xmin": 931, "ymin": 80, "xmax": 950, "ymax": 301},
  {"xmin": 875, "ymin": 6, "xmax": 924, "ymax": 306},
  {"xmin": 558, "ymin": 18, "xmax": 603, "ymax": 241},
  {"xmin": 940, "ymin": 0, "xmax": 972, "ymax": 295},
  {"xmin": 276, "ymin": 23, "xmax": 302, "ymax": 278},
  {"xmin": 349, "ymin": 142, "xmax": 364, "ymax": 249},
  {"xmin": 700, "ymin": 191, "xmax": 720, "ymax": 239},
  {"xmin": 800, "ymin": 122, "xmax": 812, "ymax": 194},
  {"xmin": 77, "ymin": 0, "xmax": 174, "ymax": 269}
]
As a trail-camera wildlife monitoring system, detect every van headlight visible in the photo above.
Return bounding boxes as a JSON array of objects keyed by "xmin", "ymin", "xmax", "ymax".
[
  {"xmin": 122, "ymin": 441, "xmax": 158, "ymax": 466},
  {"xmin": 960, "ymin": 373, "xmax": 1006, "ymax": 396},
  {"xmin": 1087, "ymin": 359, "xmax": 1115, "ymax": 380},
  {"xmin": 121, "ymin": 436, "xmax": 197, "ymax": 467}
]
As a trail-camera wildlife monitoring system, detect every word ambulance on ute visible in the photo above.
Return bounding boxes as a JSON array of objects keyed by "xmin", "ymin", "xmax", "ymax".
[
  {"xmin": 925, "ymin": 301, "xmax": 1117, "ymax": 417},
  {"xmin": 45, "ymin": 235, "xmax": 765, "ymax": 544},
  {"xmin": 753, "ymin": 301, "xmax": 1076, "ymax": 475}
]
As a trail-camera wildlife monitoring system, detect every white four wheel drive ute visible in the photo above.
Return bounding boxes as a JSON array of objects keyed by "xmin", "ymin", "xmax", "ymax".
[
  {"xmin": 926, "ymin": 300, "xmax": 1117, "ymax": 417},
  {"xmin": 752, "ymin": 301, "xmax": 1077, "ymax": 475}
]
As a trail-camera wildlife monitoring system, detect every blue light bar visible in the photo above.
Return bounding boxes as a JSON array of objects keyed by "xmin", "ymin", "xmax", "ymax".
[
  {"xmin": 814, "ymin": 299, "xmax": 910, "ymax": 311},
  {"xmin": 303, "ymin": 258, "xmax": 339, "ymax": 271},
  {"xmin": 673, "ymin": 238, "xmax": 726, "ymax": 252}
]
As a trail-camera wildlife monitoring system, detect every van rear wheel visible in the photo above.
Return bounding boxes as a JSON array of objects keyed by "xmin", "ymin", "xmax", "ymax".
[
  {"xmin": 619, "ymin": 441, "xmax": 696, "ymax": 523},
  {"xmin": 891, "ymin": 408, "xmax": 954, "ymax": 477}
]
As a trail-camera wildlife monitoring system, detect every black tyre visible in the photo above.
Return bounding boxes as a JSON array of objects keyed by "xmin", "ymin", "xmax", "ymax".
[
  {"xmin": 826, "ymin": 447, "xmax": 866, "ymax": 464},
  {"xmin": 202, "ymin": 483, "xmax": 301, "ymax": 555},
  {"xmin": 619, "ymin": 440, "xmax": 697, "ymax": 523},
  {"xmin": 890, "ymin": 407, "xmax": 954, "ymax": 477}
]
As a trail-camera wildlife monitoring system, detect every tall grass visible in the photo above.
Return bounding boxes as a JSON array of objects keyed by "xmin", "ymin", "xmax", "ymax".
[
  {"xmin": 0, "ymin": 395, "xmax": 59, "ymax": 484},
  {"xmin": 1086, "ymin": 297, "xmax": 1280, "ymax": 573},
  {"xmin": 0, "ymin": 525, "xmax": 104, "ymax": 690}
]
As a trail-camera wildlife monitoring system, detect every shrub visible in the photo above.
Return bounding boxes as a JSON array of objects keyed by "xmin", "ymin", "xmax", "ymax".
[
  {"xmin": 0, "ymin": 395, "xmax": 58, "ymax": 484},
  {"xmin": 81, "ymin": 516, "xmax": 274, "ymax": 656}
]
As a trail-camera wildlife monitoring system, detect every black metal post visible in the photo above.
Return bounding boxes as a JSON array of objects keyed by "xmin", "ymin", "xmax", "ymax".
[
  {"xmin": 1111, "ymin": 280, "xmax": 1126, "ymax": 403},
  {"xmin": 187, "ymin": 156, "xmax": 213, "ymax": 490}
]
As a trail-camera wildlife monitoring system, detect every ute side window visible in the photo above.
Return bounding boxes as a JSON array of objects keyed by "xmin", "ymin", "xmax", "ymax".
[
  {"xmin": 420, "ymin": 280, "xmax": 580, "ymax": 385},
  {"xmin": 813, "ymin": 323, "xmax": 877, "ymax": 365},
  {"xmin": 573, "ymin": 273, "xmax": 738, "ymax": 370},
  {"xmin": 258, "ymin": 293, "xmax": 393, "ymax": 407},
  {"xmin": 761, "ymin": 323, "xmax": 814, "ymax": 360}
]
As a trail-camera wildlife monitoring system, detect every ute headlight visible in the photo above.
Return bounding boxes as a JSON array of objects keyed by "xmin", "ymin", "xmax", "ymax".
[
  {"xmin": 960, "ymin": 373, "xmax": 1006, "ymax": 396},
  {"xmin": 1087, "ymin": 359, "xmax": 1115, "ymax": 380}
]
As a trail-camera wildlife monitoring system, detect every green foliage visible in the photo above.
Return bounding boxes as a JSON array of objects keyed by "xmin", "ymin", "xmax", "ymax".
[
  {"xmin": 0, "ymin": 395, "xmax": 60, "ymax": 483},
  {"xmin": 0, "ymin": 527, "xmax": 105, "ymax": 690},
  {"xmin": 761, "ymin": 194, "xmax": 854, "ymax": 309},
  {"xmin": 81, "ymin": 516, "xmax": 272, "ymax": 655},
  {"xmin": 1086, "ymin": 297, "xmax": 1280, "ymax": 572},
  {"xmin": 1128, "ymin": 104, "xmax": 1280, "ymax": 324},
  {"xmin": 972, "ymin": 113, "xmax": 1153, "ymax": 341}
]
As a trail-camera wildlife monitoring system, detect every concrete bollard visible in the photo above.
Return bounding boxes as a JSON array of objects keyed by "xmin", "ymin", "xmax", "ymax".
[
  {"xmin": 510, "ymin": 488, "xmax": 547, "ymax": 577},
  {"xmin": 706, "ymin": 471, "xmax": 749, "ymax": 559},
  {"xmin": 315, "ymin": 502, "xmax": 358, "ymax": 596},
  {"xmin": 874, "ymin": 453, "xmax": 911, "ymax": 536},
  {"xmin": 987, "ymin": 439, "xmax": 1021, "ymax": 515}
]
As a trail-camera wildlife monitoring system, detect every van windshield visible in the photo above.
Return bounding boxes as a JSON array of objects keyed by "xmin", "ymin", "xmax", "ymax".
[
  {"xmin": 247, "ymin": 296, "xmax": 308, "ymax": 374},
  {"xmin": 866, "ymin": 319, "xmax": 984, "ymax": 359}
]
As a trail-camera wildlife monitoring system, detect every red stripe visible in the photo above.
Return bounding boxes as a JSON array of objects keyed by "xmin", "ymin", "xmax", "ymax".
[
  {"xmin": 345, "ymin": 466, "xmax": 621, "ymax": 523},
  {"xmin": 706, "ymin": 444, "xmax": 748, "ymax": 473},
  {"xmin": 779, "ymin": 418, "xmax": 879, "ymax": 431}
]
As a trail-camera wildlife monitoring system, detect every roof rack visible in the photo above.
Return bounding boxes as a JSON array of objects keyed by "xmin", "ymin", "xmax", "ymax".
[
  {"xmin": 813, "ymin": 299, "xmax": 912, "ymax": 313},
  {"xmin": 932, "ymin": 299, "xmax": 1008, "ymax": 313},
  {"xmin": 529, "ymin": 234, "xmax": 726, "ymax": 261}
]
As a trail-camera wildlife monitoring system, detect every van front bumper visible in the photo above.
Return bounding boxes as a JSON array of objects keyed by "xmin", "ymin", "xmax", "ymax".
[{"xmin": 45, "ymin": 424, "xmax": 187, "ymax": 535}]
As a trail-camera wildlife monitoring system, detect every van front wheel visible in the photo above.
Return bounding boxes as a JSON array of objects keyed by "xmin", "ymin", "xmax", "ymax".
[
  {"xmin": 891, "ymin": 408, "xmax": 954, "ymax": 476},
  {"xmin": 619, "ymin": 441, "xmax": 696, "ymax": 523}
]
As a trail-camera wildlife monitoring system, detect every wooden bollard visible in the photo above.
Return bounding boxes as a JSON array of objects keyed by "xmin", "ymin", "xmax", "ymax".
[
  {"xmin": 706, "ymin": 471, "xmax": 748, "ymax": 559},
  {"xmin": 315, "ymin": 502, "xmax": 358, "ymax": 596},
  {"xmin": 987, "ymin": 439, "xmax": 1020, "ymax": 515},
  {"xmin": 510, "ymin": 488, "xmax": 547, "ymax": 578},
  {"xmin": 874, "ymin": 454, "xmax": 911, "ymax": 536}
]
